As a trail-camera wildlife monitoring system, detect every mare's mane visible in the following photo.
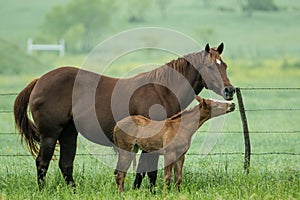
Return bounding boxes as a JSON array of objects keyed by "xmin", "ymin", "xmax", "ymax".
[{"xmin": 144, "ymin": 51, "xmax": 205, "ymax": 84}]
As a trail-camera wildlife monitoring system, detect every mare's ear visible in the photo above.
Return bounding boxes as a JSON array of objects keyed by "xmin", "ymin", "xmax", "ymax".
[
  {"xmin": 217, "ymin": 42, "xmax": 224, "ymax": 54},
  {"xmin": 205, "ymin": 43, "xmax": 210, "ymax": 53}
]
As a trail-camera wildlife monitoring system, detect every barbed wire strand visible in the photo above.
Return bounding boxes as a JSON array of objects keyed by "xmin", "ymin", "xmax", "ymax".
[
  {"xmin": 0, "ymin": 93, "xmax": 18, "ymax": 96},
  {"xmin": 239, "ymin": 87, "xmax": 300, "ymax": 90},
  {"xmin": 1, "ymin": 88, "xmax": 299, "ymax": 96},
  {"xmin": 1, "ymin": 130, "xmax": 299, "ymax": 135},
  {"xmin": 0, "ymin": 152, "xmax": 299, "ymax": 157},
  {"xmin": 1, "ymin": 108, "xmax": 300, "ymax": 114}
]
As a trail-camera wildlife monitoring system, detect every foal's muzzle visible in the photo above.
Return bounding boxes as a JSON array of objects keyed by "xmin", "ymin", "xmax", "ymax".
[
  {"xmin": 223, "ymin": 86, "xmax": 235, "ymax": 100},
  {"xmin": 227, "ymin": 102, "xmax": 235, "ymax": 112}
]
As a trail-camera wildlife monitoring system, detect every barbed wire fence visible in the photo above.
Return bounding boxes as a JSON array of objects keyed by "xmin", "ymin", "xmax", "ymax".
[{"xmin": 1, "ymin": 88, "xmax": 299, "ymax": 166}]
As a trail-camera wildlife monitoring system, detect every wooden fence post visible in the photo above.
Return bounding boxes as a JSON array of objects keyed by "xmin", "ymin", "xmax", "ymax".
[{"xmin": 236, "ymin": 87, "xmax": 251, "ymax": 174}]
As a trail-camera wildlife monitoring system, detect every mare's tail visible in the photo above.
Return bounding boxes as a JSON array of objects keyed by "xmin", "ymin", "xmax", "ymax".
[{"xmin": 14, "ymin": 79, "xmax": 40, "ymax": 157}]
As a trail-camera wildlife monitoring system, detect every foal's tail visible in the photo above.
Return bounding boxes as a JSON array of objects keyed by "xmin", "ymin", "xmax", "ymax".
[{"xmin": 14, "ymin": 78, "xmax": 40, "ymax": 157}]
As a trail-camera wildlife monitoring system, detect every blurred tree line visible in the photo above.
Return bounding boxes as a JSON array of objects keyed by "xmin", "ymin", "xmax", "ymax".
[
  {"xmin": 37, "ymin": 0, "xmax": 278, "ymax": 53},
  {"xmin": 242, "ymin": 0, "xmax": 278, "ymax": 16},
  {"xmin": 37, "ymin": 0, "xmax": 169, "ymax": 53},
  {"xmin": 38, "ymin": 0, "xmax": 117, "ymax": 53}
]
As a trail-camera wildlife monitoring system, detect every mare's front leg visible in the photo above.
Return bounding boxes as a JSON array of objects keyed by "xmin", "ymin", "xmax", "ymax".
[
  {"xmin": 174, "ymin": 155, "xmax": 185, "ymax": 192},
  {"xmin": 133, "ymin": 150, "xmax": 159, "ymax": 193}
]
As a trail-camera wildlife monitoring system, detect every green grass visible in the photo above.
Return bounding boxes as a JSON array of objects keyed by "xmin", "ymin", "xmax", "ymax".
[
  {"xmin": 0, "ymin": 62, "xmax": 299, "ymax": 199},
  {"xmin": 0, "ymin": 153, "xmax": 299, "ymax": 199}
]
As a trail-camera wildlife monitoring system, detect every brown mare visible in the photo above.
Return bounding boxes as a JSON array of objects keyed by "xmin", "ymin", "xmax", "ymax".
[
  {"xmin": 13, "ymin": 43, "xmax": 235, "ymax": 190},
  {"xmin": 113, "ymin": 96, "xmax": 235, "ymax": 192}
]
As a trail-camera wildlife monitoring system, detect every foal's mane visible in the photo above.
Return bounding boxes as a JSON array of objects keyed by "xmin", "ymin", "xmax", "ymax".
[
  {"xmin": 144, "ymin": 51, "xmax": 205, "ymax": 84},
  {"xmin": 169, "ymin": 105, "xmax": 200, "ymax": 120}
]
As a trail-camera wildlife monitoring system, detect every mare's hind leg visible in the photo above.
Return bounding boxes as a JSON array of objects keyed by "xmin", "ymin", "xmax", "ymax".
[
  {"xmin": 36, "ymin": 136, "xmax": 59, "ymax": 190},
  {"xmin": 147, "ymin": 153, "xmax": 159, "ymax": 194},
  {"xmin": 133, "ymin": 151, "xmax": 159, "ymax": 193},
  {"xmin": 58, "ymin": 124, "xmax": 78, "ymax": 188},
  {"xmin": 133, "ymin": 150, "xmax": 147, "ymax": 189}
]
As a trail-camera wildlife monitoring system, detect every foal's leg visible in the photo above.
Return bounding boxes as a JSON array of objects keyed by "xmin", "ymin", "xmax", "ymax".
[
  {"xmin": 174, "ymin": 155, "xmax": 185, "ymax": 192},
  {"xmin": 115, "ymin": 170, "xmax": 126, "ymax": 193},
  {"xmin": 164, "ymin": 164, "xmax": 173, "ymax": 188},
  {"xmin": 115, "ymin": 149, "xmax": 135, "ymax": 193},
  {"xmin": 36, "ymin": 136, "xmax": 59, "ymax": 190},
  {"xmin": 58, "ymin": 124, "xmax": 78, "ymax": 188},
  {"xmin": 164, "ymin": 152, "xmax": 175, "ymax": 188}
]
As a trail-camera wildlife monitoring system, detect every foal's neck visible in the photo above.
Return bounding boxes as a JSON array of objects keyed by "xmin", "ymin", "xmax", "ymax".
[{"xmin": 174, "ymin": 105, "xmax": 209, "ymax": 138}]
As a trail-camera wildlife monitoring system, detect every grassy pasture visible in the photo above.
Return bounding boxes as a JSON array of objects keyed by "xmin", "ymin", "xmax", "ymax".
[
  {"xmin": 0, "ymin": 0, "xmax": 300, "ymax": 199},
  {"xmin": 0, "ymin": 58, "xmax": 299, "ymax": 199}
]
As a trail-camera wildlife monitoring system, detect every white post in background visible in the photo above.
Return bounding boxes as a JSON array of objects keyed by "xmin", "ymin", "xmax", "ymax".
[
  {"xmin": 59, "ymin": 39, "xmax": 65, "ymax": 57},
  {"xmin": 27, "ymin": 38, "xmax": 65, "ymax": 57},
  {"xmin": 27, "ymin": 38, "xmax": 33, "ymax": 55}
]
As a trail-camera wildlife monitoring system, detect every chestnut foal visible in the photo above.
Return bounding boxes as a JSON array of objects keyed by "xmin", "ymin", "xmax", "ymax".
[{"xmin": 113, "ymin": 96, "xmax": 235, "ymax": 192}]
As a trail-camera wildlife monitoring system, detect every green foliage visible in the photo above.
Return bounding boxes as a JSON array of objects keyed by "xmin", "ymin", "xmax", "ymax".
[
  {"xmin": 1, "ymin": 0, "xmax": 300, "ymax": 59},
  {"xmin": 39, "ymin": 0, "xmax": 117, "ymax": 53},
  {"xmin": 243, "ymin": 0, "xmax": 278, "ymax": 13},
  {"xmin": 41, "ymin": 5, "xmax": 67, "ymax": 40},
  {"xmin": 63, "ymin": 24, "xmax": 86, "ymax": 53},
  {"xmin": 126, "ymin": 0, "xmax": 153, "ymax": 22}
]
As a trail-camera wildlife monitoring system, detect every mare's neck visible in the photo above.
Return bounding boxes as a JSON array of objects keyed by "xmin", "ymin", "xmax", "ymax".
[
  {"xmin": 149, "ymin": 52, "xmax": 205, "ymax": 108},
  {"xmin": 173, "ymin": 53, "xmax": 206, "ymax": 107}
]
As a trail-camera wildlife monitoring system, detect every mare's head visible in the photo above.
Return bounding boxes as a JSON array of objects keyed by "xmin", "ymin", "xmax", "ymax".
[
  {"xmin": 195, "ymin": 95, "xmax": 235, "ymax": 119},
  {"xmin": 191, "ymin": 43, "xmax": 235, "ymax": 100},
  {"xmin": 204, "ymin": 43, "xmax": 235, "ymax": 100}
]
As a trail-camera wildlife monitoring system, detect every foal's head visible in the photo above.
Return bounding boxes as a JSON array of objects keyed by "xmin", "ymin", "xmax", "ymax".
[{"xmin": 195, "ymin": 95, "xmax": 235, "ymax": 120}]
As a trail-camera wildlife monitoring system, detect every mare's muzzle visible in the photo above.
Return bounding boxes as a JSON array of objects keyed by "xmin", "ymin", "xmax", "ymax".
[{"xmin": 223, "ymin": 86, "xmax": 235, "ymax": 100}]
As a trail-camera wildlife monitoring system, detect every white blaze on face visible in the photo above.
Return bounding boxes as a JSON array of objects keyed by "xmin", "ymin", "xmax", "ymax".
[
  {"xmin": 208, "ymin": 98, "xmax": 234, "ymax": 104},
  {"xmin": 216, "ymin": 59, "xmax": 221, "ymax": 65},
  {"xmin": 208, "ymin": 99, "xmax": 235, "ymax": 111}
]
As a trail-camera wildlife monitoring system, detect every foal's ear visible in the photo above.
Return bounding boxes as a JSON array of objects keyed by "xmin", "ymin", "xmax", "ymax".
[
  {"xmin": 205, "ymin": 43, "xmax": 210, "ymax": 53},
  {"xmin": 195, "ymin": 95, "xmax": 203, "ymax": 103},
  {"xmin": 217, "ymin": 42, "xmax": 224, "ymax": 54}
]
